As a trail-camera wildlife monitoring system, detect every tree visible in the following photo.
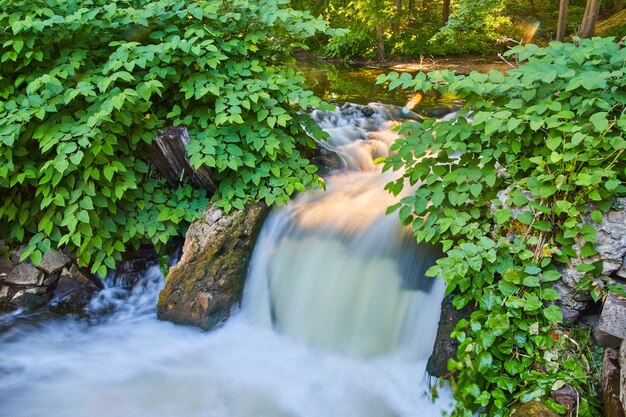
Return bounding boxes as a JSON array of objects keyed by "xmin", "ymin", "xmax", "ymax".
[
  {"xmin": 443, "ymin": 0, "xmax": 451, "ymax": 23},
  {"xmin": 556, "ymin": 0, "xmax": 570, "ymax": 41},
  {"xmin": 578, "ymin": 0, "xmax": 600, "ymax": 38}
]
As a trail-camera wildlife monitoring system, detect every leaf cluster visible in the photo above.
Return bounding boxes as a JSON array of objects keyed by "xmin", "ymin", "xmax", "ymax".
[
  {"xmin": 0, "ymin": 0, "xmax": 332, "ymax": 276},
  {"xmin": 377, "ymin": 37, "xmax": 625, "ymax": 416}
]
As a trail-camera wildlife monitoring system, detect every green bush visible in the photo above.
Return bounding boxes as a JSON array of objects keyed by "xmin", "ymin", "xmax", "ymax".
[
  {"xmin": 429, "ymin": 0, "xmax": 513, "ymax": 54},
  {"xmin": 322, "ymin": 28, "xmax": 376, "ymax": 59},
  {"xmin": 377, "ymin": 37, "xmax": 625, "ymax": 416},
  {"xmin": 0, "ymin": 0, "xmax": 332, "ymax": 276}
]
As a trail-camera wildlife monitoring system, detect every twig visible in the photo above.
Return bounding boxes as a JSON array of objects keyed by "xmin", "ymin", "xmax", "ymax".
[{"xmin": 497, "ymin": 53, "xmax": 518, "ymax": 69}]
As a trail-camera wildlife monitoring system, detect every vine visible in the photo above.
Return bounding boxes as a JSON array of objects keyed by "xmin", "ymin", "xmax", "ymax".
[
  {"xmin": 0, "ymin": 0, "xmax": 333, "ymax": 276},
  {"xmin": 377, "ymin": 37, "xmax": 625, "ymax": 416}
]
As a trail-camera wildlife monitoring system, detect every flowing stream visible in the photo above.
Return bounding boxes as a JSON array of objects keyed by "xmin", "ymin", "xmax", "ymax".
[{"xmin": 0, "ymin": 101, "xmax": 451, "ymax": 417}]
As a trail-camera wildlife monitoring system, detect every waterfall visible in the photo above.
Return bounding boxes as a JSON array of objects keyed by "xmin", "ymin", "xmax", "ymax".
[
  {"xmin": 245, "ymin": 103, "xmax": 445, "ymax": 359},
  {"xmin": 0, "ymin": 103, "xmax": 451, "ymax": 417}
]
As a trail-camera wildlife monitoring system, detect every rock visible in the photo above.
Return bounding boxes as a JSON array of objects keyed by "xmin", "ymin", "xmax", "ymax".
[
  {"xmin": 111, "ymin": 245, "xmax": 159, "ymax": 288},
  {"xmin": 8, "ymin": 287, "xmax": 49, "ymax": 310},
  {"xmin": 0, "ymin": 256, "xmax": 12, "ymax": 280},
  {"xmin": 38, "ymin": 250, "xmax": 70, "ymax": 275},
  {"xmin": 421, "ymin": 105, "xmax": 454, "ymax": 118},
  {"xmin": 601, "ymin": 348, "xmax": 625, "ymax": 417},
  {"xmin": 0, "ymin": 285, "xmax": 8, "ymax": 304},
  {"xmin": 5, "ymin": 263, "xmax": 43, "ymax": 286},
  {"xmin": 427, "ymin": 293, "xmax": 473, "ymax": 377},
  {"xmin": 157, "ymin": 201, "xmax": 268, "ymax": 330},
  {"xmin": 555, "ymin": 198, "xmax": 626, "ymax": 312},
  {"xmin": 551, "ymin": 384, "xmax": 578, "ymax": 411},
  {"xmin": 596, "ymin": 293, "xmax": 626, "ymax": 345},
  {"xmin": 50, "ymin": 265, "xmax": 100, "ymax": 314},
  {"xmin": 512, "ymin": 402, "xmax": 559, "ymax": 417},
  {"xmin": 560, "ymin": 305, "xmax": 580, "ymax": 326},
  {"xmin": 9, "ymin": 246, "xmax": 25, "ymax": 265}
]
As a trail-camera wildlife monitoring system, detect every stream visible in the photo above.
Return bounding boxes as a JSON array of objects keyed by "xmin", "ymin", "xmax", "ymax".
[{"xmin": 0, "ymin": 65, "xmax": 455, "ymax": 417}]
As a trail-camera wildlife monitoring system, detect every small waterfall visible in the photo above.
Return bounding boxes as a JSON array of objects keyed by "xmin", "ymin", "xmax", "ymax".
[
  {"xmin": 0, "ymin": 102, "xmax": 451, "ymax": 417},
  {"xmin": 244, "ymin": 103, "xmax": 445, "ymax": 359}
]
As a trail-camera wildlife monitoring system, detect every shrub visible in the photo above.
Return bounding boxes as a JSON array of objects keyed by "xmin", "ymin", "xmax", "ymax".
[
  {"xmin": 377, "ymin": 37, "xmax": 625, "ymax": 416},
  {"xmin": 322, "ymin": 28, "xmax": 376, "ymax": 59},
  {"xmin": 0, "ymin": 0, "xmax": 332, "ymax": 276}
]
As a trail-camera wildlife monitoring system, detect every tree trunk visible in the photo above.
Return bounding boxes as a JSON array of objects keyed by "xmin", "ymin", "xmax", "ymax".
[
  {"xmin": 392, "ymin": 0, "xmax": 402, "ymax": 31},
  {"xmin": 556, "ymin": 0, "xmax": 569, "ymax": 41},
  {"xmin": 443, "ymin": 0, "xmax": 451, "ymax": 23},
  {"xmin": 375, "ymin": 24, "xmax": 386, "ymax": 61},
  {"xmin": 578, "ymin": 0, "xmax": 600, "ymax": 38},
  {"xmin": 150, "ymin": 126, "xmax": 217, "ymax": 191}
]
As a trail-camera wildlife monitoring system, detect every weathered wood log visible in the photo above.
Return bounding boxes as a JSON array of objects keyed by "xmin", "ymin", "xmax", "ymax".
[{"xmin": 150, "ymin": 126, "xmax": 217, "ymax": 191}]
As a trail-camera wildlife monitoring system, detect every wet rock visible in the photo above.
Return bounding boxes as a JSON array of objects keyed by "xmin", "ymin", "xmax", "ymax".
[
  {"xmin": 427, "ymin": 293, "xmax": 473, "ymax": 377},
  {"xmin": 9, "ymin": 287, "xmax": 49, "ymax": 310},
  {"xmin": 360, "ymin": 106, "xmax": 375, "ymax": 117},
  {"xmin": 5, "ymin": 263, "xmax": 43, "ymax": 286},
  {"xmin": 421, "ymin": 105, "xmax": 454, "ymax": 119},
  {"xmin": 551, "ymin": 384, "xmax": 578, "ymax": 411},
  {"xmin": 512, "ymin": 402, "xmax": 559, "ymax": 417},
  {"xmin": 311, "ymin": 146, "xmax": 343, "ymax": 175},
  {"xmin": 595, "ymin": 293, "xmax": 626, "ymax": 347},
  {"xmin": 112, "ymin": 246, "xmax": 159, "ymax": 288},
  {"xmin": 50, "ymin": 266, "xmax": 100, "ymax": 314},
  {"xmin": 601, "ymin": 348, "xmax": 625, "ymax": 417},
  {"xmin": 157, "ymin": 201, "xmax": 269, "ymax": 330},
  {"xmin": 38, "ymin": 250, "xmax": 71, "ymax": 275}
]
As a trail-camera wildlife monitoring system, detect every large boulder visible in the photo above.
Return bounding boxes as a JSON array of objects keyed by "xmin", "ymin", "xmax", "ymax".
[
  {"xmin": 595, "ymin": 293, "xmax": 626, "ymax": 348},
  {"xmin": 157, "ymin": 202, "xmax": 268, "ymax": 330},
  {"xmin": 427, "ymin": 293, "xmax": 473, "ymax": 377}
]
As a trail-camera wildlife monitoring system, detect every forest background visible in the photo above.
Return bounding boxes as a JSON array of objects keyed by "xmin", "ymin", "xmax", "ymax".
[{"xmin": 290, "ymin": 0, "xmax": 626, "ymax": 60}]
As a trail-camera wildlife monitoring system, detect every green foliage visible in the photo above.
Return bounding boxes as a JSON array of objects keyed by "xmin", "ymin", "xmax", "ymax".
[
  {"xmin": 430, "ymin": 0, "xmax": 513, "ymax": 54},
  {"xmin": 323, "ymin": 28, "xmax": 376, "ymax": 59},
  {"xmin": 0, "ymin": 0, "xmax": 332, "ymax": 277},
  {"xmin": 377, "ymin": 37, "xmax": 625, "ymax": 416}
]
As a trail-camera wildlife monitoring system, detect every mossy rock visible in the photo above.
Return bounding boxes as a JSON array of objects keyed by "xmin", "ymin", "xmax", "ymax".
[
  {"xmin": 512, "ymin": 402, "xmax": 559, "ymax": 417},
  {"xmin": 157, "ymin": 201, "xmax": 268, "ymax": 330}
]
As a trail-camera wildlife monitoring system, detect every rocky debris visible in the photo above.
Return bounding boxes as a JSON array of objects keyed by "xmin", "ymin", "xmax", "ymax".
[
  {"xmin": 0, "ymin": 244, "xmax": 106, "ymax": 314},
  {"xmin": 157, "ymin": 201, "xmax": 268, "ymax": 330},
  {"xmin": 427, "ymin": 293, "xmax": 473, "ymax": 377},
  {"xmin": 38, "ymin": 250, "xmax": 71, "ymax": 275},
  {"xmin": 601, "ymin": 348, "xmax": 625, "ymax": 417},
  {"xmin": 594, "ymin": 293, "xmax": 626, "ymax": 348},
  {"xmin": 511, "ymin": 402, "xmax": 559, "ymax": 417}
]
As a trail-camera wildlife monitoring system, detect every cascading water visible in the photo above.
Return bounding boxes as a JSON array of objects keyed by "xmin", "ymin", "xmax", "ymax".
[
  {"xmin": 0, "ymin": 103, "xmax": 451, "ymax": 417},
  {"xmin": 244, "ymin": 103, "xmax": 445, "ymax": 359}
]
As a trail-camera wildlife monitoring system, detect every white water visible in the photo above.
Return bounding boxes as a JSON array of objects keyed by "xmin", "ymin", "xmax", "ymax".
[{"xmin": 0, "ymin": 104, "xmax": 451, "ymax": 417}]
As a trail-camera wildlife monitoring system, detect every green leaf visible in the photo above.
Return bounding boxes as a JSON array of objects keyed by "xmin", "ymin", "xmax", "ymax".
[{"xmin": 543, "ymin": 304, "xmax": 563, "ymax": 323}]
